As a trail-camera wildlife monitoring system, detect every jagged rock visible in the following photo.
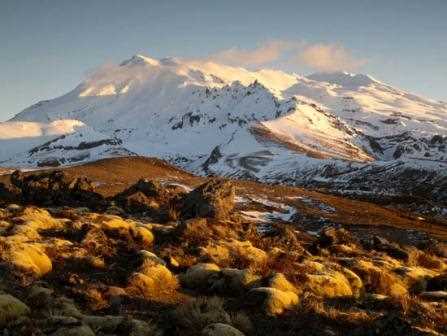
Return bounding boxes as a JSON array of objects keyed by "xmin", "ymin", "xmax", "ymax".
[
  {"xmin": 0, "ymin": 294, "xmax": 30, "ymax": 327},
  {"xmin": 114, "ymin": 178, "xmax": 180, "ymax": 217},
  {"xmin": 10, "ymin": 170, "xmax": 104, "ymax": 208},
  {"xmin": 246, "ymin": 287, "xmax": 298, "ymax": 316},
  {"xmin": 181, "ymin": 178, "xmax": 235, "ymax": 219},
  {"xmin": 202, "ymin": 323, "xmax": 245, "ymax": 336}
]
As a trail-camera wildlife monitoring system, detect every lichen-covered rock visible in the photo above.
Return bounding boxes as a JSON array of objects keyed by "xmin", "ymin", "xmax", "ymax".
[
  {"xmin": 0, "ymin": 294, "xmax": 30, "ymax": 327},
  {"xmin": 182, "ymin": 178, "xmax": 235, "ymax": 219},
  {"xmin": 247, "ymin": 287, "xmax": 298, "ymax": 316},
  {"xmin": 202, "ymin": 323, "xmax": 245, "ymax": 336}
]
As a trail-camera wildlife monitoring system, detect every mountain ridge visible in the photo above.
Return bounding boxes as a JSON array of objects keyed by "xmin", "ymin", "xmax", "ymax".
[{"xmin": 1, "ymin": 54, "xmax": 446, "ymax": 208}]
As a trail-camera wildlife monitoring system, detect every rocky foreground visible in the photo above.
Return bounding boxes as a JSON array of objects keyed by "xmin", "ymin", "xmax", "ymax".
[{"xmin": 0, "ymin": 159, "xmax": 446, "ymax": 335}]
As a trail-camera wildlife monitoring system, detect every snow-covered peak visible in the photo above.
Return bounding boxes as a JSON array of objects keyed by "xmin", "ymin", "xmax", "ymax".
[
  {"xmin": 3, "ymin": 52, "xmax": 446, "ymax": 173},
  {"xmin": 120, "ymin": 54, "xmax": 160, "ymax": 67},
  {"xmin": 307, "ymin": 71, "xmax": 379, "ymax": 89}
]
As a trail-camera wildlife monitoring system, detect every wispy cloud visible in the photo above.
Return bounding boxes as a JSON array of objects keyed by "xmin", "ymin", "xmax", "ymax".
[
  {"xmin": 203, "ymin": 40, "xmax": 367, "ymax": 73},
  {"xmin": 296, "ymin": 43, "xmax": 367, "ymax": 72}
]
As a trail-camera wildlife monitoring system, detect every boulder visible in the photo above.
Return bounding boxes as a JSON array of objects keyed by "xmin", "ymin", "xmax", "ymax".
[
  {"xmin": 114, "ymin": 178, "xmax": 175, "ymax": 216},
  {"xmin": 202, "ymin": 323, "xmax": 245, "ymax": 336},
  {"xmin": 182, "ymin": 178, "xmax": 235, "ymax": 219},
  {"xmin": 181, "ymin": 263, "xmax": 221, "ymax": 289}
]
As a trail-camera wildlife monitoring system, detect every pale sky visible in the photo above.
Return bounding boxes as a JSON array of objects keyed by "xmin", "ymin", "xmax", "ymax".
[{"xmin": 1, "ymin": 0, "xmax": 446, "ymax": 121}]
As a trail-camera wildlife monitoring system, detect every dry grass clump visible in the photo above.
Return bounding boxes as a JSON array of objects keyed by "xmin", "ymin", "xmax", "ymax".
[
  {"xmin": 352, "ymin": 261, "xmax": 408, "ymax": 298},
  {"xmin": 407, "ymin": 248, "xmax": 444, "ymax": 270},
  {"xmin": 174, "ymin": 296, "xmax": 252, "ymax": 334},
  {"xmin": 166, "ymin": 202, "xmax": 181, "ymax": 222},
  {"xmin": 230, "ymin": 311, "xmax": 253, "ymax": 334},
  {"xmin": 300, "ymin": 293, "xmax": 374, "ymax": 328},
  {"xmin": 174, "ymin": 296, "xmax": 233, "ymax": 334},
  {"xmin": 0, "ymin": 294, "xmax": 30, "ymax": 327}
]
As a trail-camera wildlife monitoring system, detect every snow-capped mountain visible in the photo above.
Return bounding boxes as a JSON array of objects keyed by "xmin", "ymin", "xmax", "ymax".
[{"xmin": 1, "ymin": 54, "xmax": 446, "ymax": 202}]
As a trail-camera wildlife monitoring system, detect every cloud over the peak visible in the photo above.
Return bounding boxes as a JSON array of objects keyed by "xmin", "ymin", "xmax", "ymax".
[
  {"xmin": 203, "ymin": 40, "xmax": 367, "ymax": 73},
  {"xmin": 206, "ymin": 40, "xmax": 301, "ymax": 68},
  {"xmin": 297, "ymin": 44, "xmax": 367, "ymax": 72}
]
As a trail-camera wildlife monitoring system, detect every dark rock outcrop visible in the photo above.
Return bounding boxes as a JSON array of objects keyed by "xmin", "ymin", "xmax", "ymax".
[
  {"xmin": 181, "ymin": 178, "xmax": 235, "ymax": 219},
  {"xmin": 10, "ymin": 170, "xmax": 104, "ymax": 208},
  {"xmin": 114, "ymin": 178, "xmax": 185, "ymax": 220}
]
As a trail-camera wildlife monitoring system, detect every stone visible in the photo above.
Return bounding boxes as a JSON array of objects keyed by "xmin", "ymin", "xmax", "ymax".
[
  {"xmin": 181, "ymin": 263, "xmax": 221, "ymax": 289},
  {"xmin": 182, "ymin": 178, "xmax": 235, "ymax": 219},
  {"xmin": 202, "ymin": 323, "xmax": 245, "ymax": 336}
]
